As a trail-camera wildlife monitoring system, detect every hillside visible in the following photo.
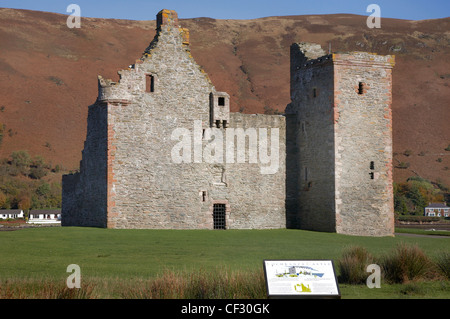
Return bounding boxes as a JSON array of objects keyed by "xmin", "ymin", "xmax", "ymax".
[{"xmin": 0, "ymin": 8, "xmax": 449, "ymax": 186}]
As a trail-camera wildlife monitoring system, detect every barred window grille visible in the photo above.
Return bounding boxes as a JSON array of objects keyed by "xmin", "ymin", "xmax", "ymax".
[{"xmin": 213, "ymin": 204, "xmax": 226, "ymax": 230}]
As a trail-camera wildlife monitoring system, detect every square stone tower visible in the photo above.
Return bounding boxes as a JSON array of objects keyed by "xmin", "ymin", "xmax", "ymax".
[{"xmin": 286, "ymin": 43, "xmax": 395, "ymax": 236}]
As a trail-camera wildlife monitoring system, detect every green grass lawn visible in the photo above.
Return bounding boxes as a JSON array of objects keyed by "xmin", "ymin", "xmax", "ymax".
[{"xmin": 0, "ymin": 227, "xmax": 448, "ymax": 298}]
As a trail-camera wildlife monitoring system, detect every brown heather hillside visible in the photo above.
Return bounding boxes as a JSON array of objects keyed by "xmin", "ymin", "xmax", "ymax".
[{"xmin": 0, "ymin": 8, "xmax": 449, "ymax": 186}]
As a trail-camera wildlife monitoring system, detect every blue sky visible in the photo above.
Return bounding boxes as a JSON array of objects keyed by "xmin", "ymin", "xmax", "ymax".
[{"xmin": 0, "ymin": 0, "xmax": 449, "ymax": 20}]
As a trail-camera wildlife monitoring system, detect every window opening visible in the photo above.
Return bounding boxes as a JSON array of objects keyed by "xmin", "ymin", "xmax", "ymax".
[
  {"xmin": 146, "ymin": 74, "xmax": 154, "ymax": 93},
  {"xmin": 313, "ymin": 88, "xmax": 317, "ymax": 98},
  {"xmin": 370, "ymin": 161, "xmax": 375, "ymax": 170},
  {"xmin": 358, "ymin": 82, "xmax": 364, "ymax": 95},
  {"xmin": 218, "ymin": 97, "xmax": 225, "ymax": 106},
  {"xmin": 213, "ymin": 204, "xmax": 226, "ymax": 230},
  {"xmin": 202, "ymin": 191, "xmax": 207, "ymax": 202}
]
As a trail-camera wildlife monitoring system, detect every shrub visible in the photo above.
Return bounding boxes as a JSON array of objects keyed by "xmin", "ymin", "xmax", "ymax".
[
  {"xmin": 337, "ymin": 246, "xmax": 373, "ymax": 284},
  {"xmin": 29, "ymin": 166, "xmax": 48, "ymax": 179},
  {"xmin": 396, "ymin": 215, "xmax": 441, "ymax": 223},
  {"xmin": 381, "ymin": 243, "xmax": 431, "ymax": 283},
  {"xmin": 396, "ymin": 162, "xmax": 410, "ymax": 169},
  {"xmin": 29, "ymin": 156, "xmax": 48, "ymax": 179},
  {"xmin": 10, "ymin": 150, "xmax": 31, "ymax": 176},
  {"xmin": 403, "ymin": 149, "xmax": 413, "ymax": 156}
]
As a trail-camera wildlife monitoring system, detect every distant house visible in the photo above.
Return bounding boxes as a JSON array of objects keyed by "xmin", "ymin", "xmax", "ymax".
[
  {"xmin": 0, "ymin": 209, "xmax": 24, "ymax": 219},
  {"xmin": 424, "ymin": 203, "xmax": 449, "ymax": 217},
  {"xmin": 27, "ymin": 209, "xmax": 61, "ymax": 224}
]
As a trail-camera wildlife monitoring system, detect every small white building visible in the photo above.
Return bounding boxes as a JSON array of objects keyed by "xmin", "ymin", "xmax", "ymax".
[
  {"xmin": 27, "ymin": 209, "xmax": 61, "ymax": 224},
  {"xmin": 0, "ymin": 209, "xmax": 24, "ymax": 219},
  {"xmin": 424, "ymin": 203, "xmax": 449, "ymax": 217}
]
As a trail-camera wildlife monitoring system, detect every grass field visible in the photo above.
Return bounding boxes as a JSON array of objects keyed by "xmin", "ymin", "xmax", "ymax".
[{"xmin": 0, "ymin": 227, "xmax": 448, "ymax": 298}]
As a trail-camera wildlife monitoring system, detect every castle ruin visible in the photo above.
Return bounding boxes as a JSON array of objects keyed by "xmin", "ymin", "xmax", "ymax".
[{"xmin": 62, "ymin": 9, "xmax": 395, "ymax": 236}]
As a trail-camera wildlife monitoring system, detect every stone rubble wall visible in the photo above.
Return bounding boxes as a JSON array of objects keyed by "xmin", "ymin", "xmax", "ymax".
[
  {"xmin": 62, "ymin": 102, "xmax": 108, "ymax": 227},
  {"xmin": 333, "ymin": 53, "xmax": 395, "ymax": 236},
  {"xmin": 63, "ymin": 10, "xmax": 286, "ymax": 230}
]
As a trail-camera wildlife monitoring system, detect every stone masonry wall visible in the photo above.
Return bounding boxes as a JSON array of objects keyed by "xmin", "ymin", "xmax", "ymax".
[
  {"xmin": 62, "ymin": 102, "xmax": 108, "ymax": 227},
  {"xmin": 105, "ymin": 10, "xmax": 215, "ymax": 229},
  {"xmin": 225, "ymin": 113, "xmax": 286, "ymax": 229},
  {"xmin": 65, "ymin": 9, "xmax": 286, "ymax": 230},
  {"xmin": 333, "ymin": 52, "xmax": 395, "ymax": 236},
  {"xmin": 287, "ymin": 43, "xmax": 395, "ymax": 236},
  {"xmin": 287, "ymin": 43, "xmax": 337, "ymax": 232}
]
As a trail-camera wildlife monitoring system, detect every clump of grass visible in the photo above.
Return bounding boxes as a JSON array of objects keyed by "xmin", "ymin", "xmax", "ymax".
[
  {"xmin": 435, "ymin": 251, "xmax": 450, "ymax": 280},
  {"xmin": 337, "ymin": 246, "xmax": 373, "ymax": 284},
  {"xmin": 380, "ymin": 243, "xmax": 432, "ymax": 284}
]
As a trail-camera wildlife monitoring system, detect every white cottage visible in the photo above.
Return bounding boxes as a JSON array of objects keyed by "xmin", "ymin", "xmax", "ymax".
[
  {"xmin": 424, "ymin": 203, "xmax": 449, "ymax": 217},
  {"xmin": 28, "ymin": 209, "xmax": 61, "ymax": 224},
  {"xmin": 0, "ymin": 209, "xmax": 24, "ymax": 219}
]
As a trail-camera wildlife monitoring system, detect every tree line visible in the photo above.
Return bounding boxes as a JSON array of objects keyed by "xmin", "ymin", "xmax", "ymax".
[
  {"xmin": 0, "ymin": 150, "xmax": 63, "ymax": 210},
  {"xmin": 394, "ymin": 176, "xmax": 449, "ymax": 216}
]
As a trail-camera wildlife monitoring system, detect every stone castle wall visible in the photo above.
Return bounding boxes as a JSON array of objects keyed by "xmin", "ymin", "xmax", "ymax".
[
  {"xmin": 62, "ymin": 10, "xmax": 394, "ymax": 236},
  {"xmin": 62, "ymin": 10, "xmax": 286, "ymax": 230},
  {"xmin": 62, "ymin": 102, "xmax": 108, "ymax": 227}
]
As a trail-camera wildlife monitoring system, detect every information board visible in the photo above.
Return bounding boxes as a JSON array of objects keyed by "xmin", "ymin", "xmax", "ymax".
[{"xmin": 263, "ymin": 260, "xmax": 341, "ymax": 299}]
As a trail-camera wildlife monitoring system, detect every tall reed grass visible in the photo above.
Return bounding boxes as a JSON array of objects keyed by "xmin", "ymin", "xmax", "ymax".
[
  {"xmin": 0, "ymin": 278, "xmax": 96, "ymax": 299},
  {"xmin": 380, "ymin": 243, "xmax": 432, "ymax": 283},
  {"xmin": 337, "ymin": 246, "xmax": 374, "ymax": 284},
  {"xmin": 0, "ymin": 268, "xmax": 266, "ymax": 299},
  {"xmin": 117, "ymin": 268, "xmax": 267, "ymax": 299},
  {"xmin": 338, "ymin": 243, "xmax": 449, "ymax": 285}
]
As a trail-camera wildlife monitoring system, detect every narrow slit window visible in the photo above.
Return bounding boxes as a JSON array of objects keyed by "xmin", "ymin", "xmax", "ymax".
[
  {"xmin": 313, "ymin": 88, "xmax": 317, "ymax": 98},
  {"xmin": 370, "ymin": 161, "xmax": 375, "ymax": 170},
  {"xmin": 146, "ymin": 74, "xmax": 154, "ymax": 93},
  {"xmin": 369, "ymin": 172, "xmax": 374, "ymax": 180},
  {"xmin": 218, "ymin": 97, "xmax": 225, "ymax": 106},
  {"xmin": 305, "ymin": 167, "xmax": 308, "ymax": 181},
  {"xmin": 202, "ymin": 191, "xmax": 207, "ymax": 202},
  {"xmin": 358, "ymin": 82, "xmax": 364, "ymax": 95}
]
